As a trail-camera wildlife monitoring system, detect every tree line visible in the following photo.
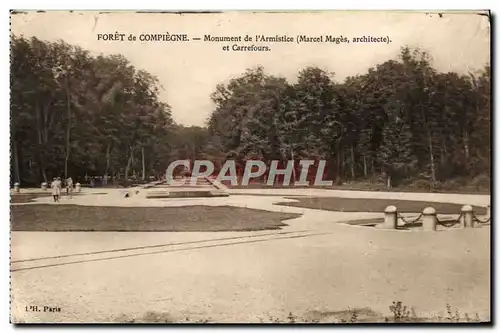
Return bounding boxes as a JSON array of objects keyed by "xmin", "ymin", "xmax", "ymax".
[
  {"xmin": 207, "ymin": 47, "xmax": 490, "ymax": 189},
  {"xmin": 12, "ymin": 35, "xmax": 190, "ymax": 186},
  {"xmin": 10, "ymin": 35, "xmax": 490, "ymax": 189}
]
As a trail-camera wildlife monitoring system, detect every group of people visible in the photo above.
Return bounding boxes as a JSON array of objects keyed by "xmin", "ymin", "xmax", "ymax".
[{"xmin": 50, "ymin": 177, "xmax": 74, "ymax": 202}]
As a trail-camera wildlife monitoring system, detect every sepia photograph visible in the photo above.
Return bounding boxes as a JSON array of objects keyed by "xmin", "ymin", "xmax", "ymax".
[{"xmin": 9, "ymin": 10, "xmax": 491, "ymax": 324}]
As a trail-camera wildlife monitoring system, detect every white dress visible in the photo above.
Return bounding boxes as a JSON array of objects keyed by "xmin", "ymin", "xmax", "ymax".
[
  {"xmin": 56, "ymin": 180, "xmax": 62, "ymax": 195},
  {"xmin": 51, "ymin": 181, "xmax": 58, "ymax": 195}
]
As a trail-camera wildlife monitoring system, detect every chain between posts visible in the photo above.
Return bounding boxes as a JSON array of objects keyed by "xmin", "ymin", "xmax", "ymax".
[
  {"xmin": 472, "ymin": 212, "xmax": 491, "ymax": 224},
  {"xmin": 395, "ymin": 207, "xmax": 489, "ymax": 229},
  {"xmin": 397, "ymin": 213, "xmax": 422, "ymax": 226},
  {"xmin": 436, "ymin": 212, "xmax": 462, "ymax": 228}
]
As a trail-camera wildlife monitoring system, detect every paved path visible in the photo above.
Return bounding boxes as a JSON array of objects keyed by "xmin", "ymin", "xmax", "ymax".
[{"xmin": 10, "ymin": 189, "xmax": 491, "ymax": 323}]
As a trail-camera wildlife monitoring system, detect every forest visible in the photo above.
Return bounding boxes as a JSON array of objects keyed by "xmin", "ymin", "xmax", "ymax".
[{"xmin": 10, "ymin": 35, "xmax": 491, "ymax": 191}]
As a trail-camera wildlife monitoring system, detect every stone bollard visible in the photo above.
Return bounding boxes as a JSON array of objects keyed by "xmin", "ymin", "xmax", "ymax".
[
  {"xmin": 41, "ymin": 182, "xmax": 47, "ymax": 191},
  {"xmin": 461, "ymin": 205, "xmax": 474, "ymax": 228},
  {"xmin": 75, "ymin": 183, "xmax": 81, "ymax": 193},
  {"xmin": 422, "ymin": 207, "xmax": 437, "ymax": 231},
  {"xmin": 13, "ymin": 182, "xmax": 20, "ymax": 193},
  {"xmin": 377, "ymin": 205, "xmax": 397, "ymax": 229}
]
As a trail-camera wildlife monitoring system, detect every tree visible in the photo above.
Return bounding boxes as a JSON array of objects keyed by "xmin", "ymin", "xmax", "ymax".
[{"xmin": 10, "ymin": 35, "xmax": 174, "ymax": 186}]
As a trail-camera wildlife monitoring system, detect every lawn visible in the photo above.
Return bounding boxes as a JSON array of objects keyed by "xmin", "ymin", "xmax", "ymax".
[
  {"xmin": 227, "ymin": 180, "xmax": 490, "ymax": 195},
  {"xmin": 10, "ymin": 192, "xmax": 100, "ymax": 204},
  {"xmin": 276, "ymin": 197, "xmax": 487, "ymax": 215},
  {"xmin": 10, "ymin": 204, "xmax": 300, "ymax": 232},
  {"xmin": 11, "ymin": 193, "xmax": 57, "ymax": 203}
]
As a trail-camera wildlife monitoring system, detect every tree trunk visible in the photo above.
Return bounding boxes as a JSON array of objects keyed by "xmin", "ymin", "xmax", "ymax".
[
  {"xmin": 124, "ymin": 146, "xmax": 133, "ymax": 180},
  {"xmin": 427, "ymin": 129, "xmax": 436, "ymax": 183},
  {"xmin": 130, "ymin": 147, "xmax": 135, "ymax": 177},
  {"xmin": 64, "ymin": 78, "xmax": 71, "ymax": 180},
  {"xmin": 105, "ymin": 143, "xmax": 111, "ymax": 174},
  {"xmin": 440, "ymin": 137, "xmax": 447, "ymax": 166},
  {"xmin": 421, "ymin": 105, "xmax": 436, "ymax": 184},
  {"xmin": 104, "ymin": 143, "xmax": 111, "ymax": 185},
  {"xmin": 125, "ymin": 156, "xmax": 132, "ymax": 181},
  {"xmin": 12, "ymin": 139, "xmax": 20, "ymax": 184},
  {"xmin": 141, "ymin": 147, "xmax": 145, "ymax": 180},
  {"xmin": 35, "ymin": 99, "xmax": 47, "ymax": 183},
  {"xmin": 463, "ymin": 131, "xmax": 470, "ymax": 160},
  {"xmin": 363, "ymin": 156, "xmax": 368, "ymax": 177},
  {"xmin": 336, "ymin": 146, "xmax": 342, "ymax": 185},
  {"xmin": 350, "ymin": 144, "xmax": 355, "ymax": 179}
]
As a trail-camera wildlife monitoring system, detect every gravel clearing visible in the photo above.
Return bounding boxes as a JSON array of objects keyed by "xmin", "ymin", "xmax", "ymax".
[{"xmin": 10, "ymin": 188, "xmax": 491, "ymax": 323}]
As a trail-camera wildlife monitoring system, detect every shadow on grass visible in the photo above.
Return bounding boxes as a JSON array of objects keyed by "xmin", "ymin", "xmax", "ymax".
[
  {"xmin": 10, "ymin": 192, "xmax": 106, "ymax": 203},
  {"xmin": 276, "ymin": 197, "xmax": 486, "ymax": 215},
  {"xmin": 10, "ymin": 205, "xmax": 301, "ymax": 232}
]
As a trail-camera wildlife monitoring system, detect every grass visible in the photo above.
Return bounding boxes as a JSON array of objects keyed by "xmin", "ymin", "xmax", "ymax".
[
  {"xmin": 227, "ymin": 180, "xmax": 490, "ymax": 195},
  {"xmin": 112, "ymin": 301, "xmax": 489, "ymax": 324},
  {"xmin": 10, "ymin": 205, "xmax": 300, "ymax": 232},
  {"xmin": 10, "ymin": 192, "xmax": 108, "ymax": 204},
  {"xmin": 276, "ymin": 197, "xmax": 487, "ymax": 215},
  {"xmin": 11, "ymin": 193, "xmax": 65, "ymax": 204}
]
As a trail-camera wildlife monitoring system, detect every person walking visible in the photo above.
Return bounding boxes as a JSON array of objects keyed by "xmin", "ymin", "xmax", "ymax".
[
  {"xmin": 56, "ymin": 177, "xmax": 62, "ymax": 202},
  {"xmin": 66, "ymin": 177, "xmax": 74, "ymax": 199},
  {"xmin": 50, "ymin": 178, "xmax": 58, "ymax": 202}
]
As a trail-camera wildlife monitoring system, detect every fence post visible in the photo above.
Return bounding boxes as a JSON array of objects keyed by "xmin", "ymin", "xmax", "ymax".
[
  {"xmin": 461, "ymin": 205, "xmax": 474, "ymax": 228},
  {"xmin": 13, "ymin": 183, "xmax": 20, "ymax": 193},
  {"xmin": 422, "ymin": 207, "xmax": 437, "ymax": 231},
  {"xmin": 378, "ymin": 205, "xmax": 397, "ymax": 229},
  {"xmin": 41, "ymin": 182, "xmax": 47, "ymax": 191},
  {"xmin": 75, "ymin": 183, "xmax": 81, "ymax": 193},
  {"xmin": 487, "ymin": 205, "xmax": 491, "ymax": 219}
]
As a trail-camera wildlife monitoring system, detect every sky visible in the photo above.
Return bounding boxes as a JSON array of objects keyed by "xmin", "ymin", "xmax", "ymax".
[{"xmin": 11, "ymin": 11, "xmax": 490, "ymax": 126}]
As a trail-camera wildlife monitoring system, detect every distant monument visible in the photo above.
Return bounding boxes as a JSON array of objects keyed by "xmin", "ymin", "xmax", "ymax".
[{"xmin": 123, "ymin": 166, "xmax": 229, "ymax": 199}]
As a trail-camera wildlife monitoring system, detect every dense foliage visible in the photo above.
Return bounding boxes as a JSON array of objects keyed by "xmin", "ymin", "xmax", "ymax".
[
  {"xmin": 11, "ymin": 36, "xmax": 490, "ymax": 189},
  {"xmin": 207, "ymin": 48, "xmax": 490, "ymax": 189},
  {"xmin": 11, "ymin": 35, "xmax": 178, "ymax": 185}
]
